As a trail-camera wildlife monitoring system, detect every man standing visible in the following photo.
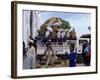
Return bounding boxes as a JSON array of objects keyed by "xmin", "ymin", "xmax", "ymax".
[
  {"xmin": 82, "ymin": 42, "xmax": 90, "ymax": 66},
  {"xmin": 23, "ymin": 40, "xmax": 36, "ymax": 69},
  {"xmin": 69, "ymin": 45, "xmax": 77, "ymax": 67}
]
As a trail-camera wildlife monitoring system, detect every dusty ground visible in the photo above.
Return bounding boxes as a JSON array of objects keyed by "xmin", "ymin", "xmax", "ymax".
[{"xmin": 36, "ymin": 57, "xmax": 85, "ymax": 68}]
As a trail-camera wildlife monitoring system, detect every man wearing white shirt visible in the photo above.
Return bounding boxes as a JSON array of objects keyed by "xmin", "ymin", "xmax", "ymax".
[{"xmin": 23, "ymin": 40, "xmax": 36, "ymax": 69}]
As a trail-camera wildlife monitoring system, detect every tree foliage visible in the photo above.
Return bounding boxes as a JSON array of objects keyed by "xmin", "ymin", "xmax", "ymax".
[{"xmin": 59, "ymin": 18, "xmax": 71, "ymax": 29}]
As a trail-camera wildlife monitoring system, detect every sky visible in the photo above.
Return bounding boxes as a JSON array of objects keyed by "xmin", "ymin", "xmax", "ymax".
[{"xmin": 37, "ymin": 11, "xmax": 91, "ymax": 38}]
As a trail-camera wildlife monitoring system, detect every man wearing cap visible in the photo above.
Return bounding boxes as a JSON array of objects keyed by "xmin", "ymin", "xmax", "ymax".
[{"xmin": 23, "ymin": 40, "xmax": 36, "ymax": 69}]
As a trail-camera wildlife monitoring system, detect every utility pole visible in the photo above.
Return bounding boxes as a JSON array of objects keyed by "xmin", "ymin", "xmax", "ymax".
[{"xmin": 30, "ymin": 10, "xmax": 33, "ymax": 37}]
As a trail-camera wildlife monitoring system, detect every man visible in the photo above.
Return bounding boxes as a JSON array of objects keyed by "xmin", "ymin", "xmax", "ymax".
[
  {"xmin": 44, "ymin": 42, "xmax": 57, "ymax": 68},
  {"xmin": 69, "ymin": 45, "xmax": 77, "ymax": 67},
  {"xmin": 23, "ymin": 40, "xmax": 36, "ymax": 69},
  {"xmin": 82, "ymin": 42, "xmax": 90, "ymax": 66}
]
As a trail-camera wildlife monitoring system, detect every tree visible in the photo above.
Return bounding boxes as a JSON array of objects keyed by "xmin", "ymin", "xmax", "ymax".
[
  {"xmin": 88, "ymin": 26, "xmax": 91, "ymax": 31},
  {"xmin": 59, "ymin": 18, "xmax": 71, "ymax": 29}
]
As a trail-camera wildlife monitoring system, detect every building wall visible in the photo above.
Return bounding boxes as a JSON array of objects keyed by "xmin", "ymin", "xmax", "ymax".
[{"xmin": 22, "ymin": 10, "xmax": 30, "ymax": 47}]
